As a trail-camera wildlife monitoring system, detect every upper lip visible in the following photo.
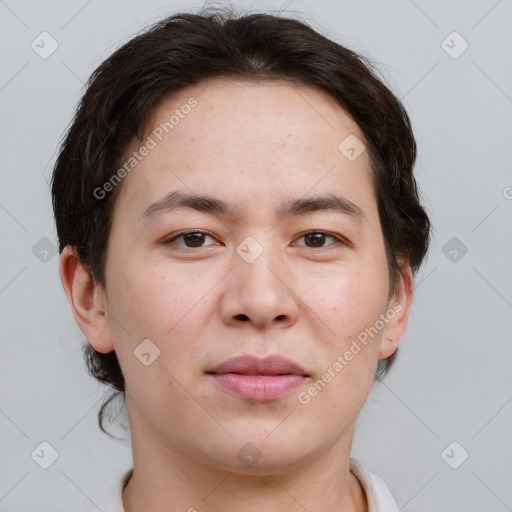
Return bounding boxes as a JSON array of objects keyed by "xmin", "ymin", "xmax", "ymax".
[{"xmin": 208, "ymin": 355, "xmax": 309, "ymax": 377}]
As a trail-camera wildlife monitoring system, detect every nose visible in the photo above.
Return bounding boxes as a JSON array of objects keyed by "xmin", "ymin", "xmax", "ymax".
[{"xmin": 219, "ymin": 244, "xmax": 300, "ymax": 330}]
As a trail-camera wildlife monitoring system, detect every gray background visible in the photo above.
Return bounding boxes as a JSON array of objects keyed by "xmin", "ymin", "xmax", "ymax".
[{"xmin": 1, "ymin": 0, "xmax": 511, "ymax": 510}]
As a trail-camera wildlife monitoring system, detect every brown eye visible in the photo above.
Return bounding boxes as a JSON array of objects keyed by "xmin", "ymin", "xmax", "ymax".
[
  {"xmin": 295, "ymin": 231, "xmax": 341, "ymax": 248},
  {"xmin": 166, "ymin": 231, "xmax": 217, "ymax": 248},
  {"xmin": 182, "ymin": 233, "xmax": 207, "ymax": 247}
]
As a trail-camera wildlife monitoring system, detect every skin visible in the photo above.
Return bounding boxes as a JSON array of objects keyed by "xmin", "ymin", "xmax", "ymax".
[{"xmin": 60, "ymin": 78, "xmax": 413, "ymax": 512}]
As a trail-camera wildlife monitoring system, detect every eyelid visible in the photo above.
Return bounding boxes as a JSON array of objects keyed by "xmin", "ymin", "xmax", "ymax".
[
  {"xmin": 163, "ymin": 229, "xmax": 351, "ymax": 249},
  {"xmin": 165, "ymin": 229, "xmax": 218, "ymax": 246},
  {"xmin": 292, "ymin": 230, "xmax": 349, "ymax": 248}
]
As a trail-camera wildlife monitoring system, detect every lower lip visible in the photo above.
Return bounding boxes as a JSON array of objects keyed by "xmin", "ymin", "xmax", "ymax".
[{"xmin": 211, "ymin": 374, "xmax": 306, "ymax": 401}]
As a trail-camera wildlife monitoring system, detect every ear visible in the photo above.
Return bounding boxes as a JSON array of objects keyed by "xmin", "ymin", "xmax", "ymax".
[
  {"xmin": 59, "ymin": 245, "xmax": 114, "ymax": 354},
  {"xmin": 378, "ymin": 259, "xmax": 414, "ymax": 359}
]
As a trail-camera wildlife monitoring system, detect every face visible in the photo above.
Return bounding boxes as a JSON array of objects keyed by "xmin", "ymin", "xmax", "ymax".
[{"xmin": 87, "ymin": 78, "xmax": 410, "ymax": 473}]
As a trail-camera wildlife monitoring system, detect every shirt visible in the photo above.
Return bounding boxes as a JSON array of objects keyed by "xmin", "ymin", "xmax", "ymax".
[{"xmin": 91, "ymin": 456, "xmax": 399, "ymax": 512}]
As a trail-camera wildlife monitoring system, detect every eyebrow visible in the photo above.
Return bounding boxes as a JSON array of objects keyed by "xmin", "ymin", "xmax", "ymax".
[{"xmin": 142, "ymin": 190, "xmax": 366, "ymax": 223}]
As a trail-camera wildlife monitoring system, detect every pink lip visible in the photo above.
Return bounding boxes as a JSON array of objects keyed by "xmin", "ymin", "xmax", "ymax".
[{"xmin": 207, "ymin": 355, "xmax": 309, "ymax": 402}]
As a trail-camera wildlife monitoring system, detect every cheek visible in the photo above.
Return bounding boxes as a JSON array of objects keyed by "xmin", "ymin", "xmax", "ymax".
[
  {"xmin": 116, "ymin": 272, "xmax": 165, "ymax": 329},
  {"xmin": 107, "ymin": 260, "xmax": 212, "ymax": 367},
  {"xmin": 109, "ymin": 255, "xmax": 190, "ymax": 330},
  {"xmin": 301, "ymin": 272, "xmax": 388, "ymax": 393},
  {"xmin": 299, "ymin": 271, "xmax": 387, "ymax": 415},
  {"xmin": 309, "ymin": 264, "xmax": 389, "ymax": 338}
]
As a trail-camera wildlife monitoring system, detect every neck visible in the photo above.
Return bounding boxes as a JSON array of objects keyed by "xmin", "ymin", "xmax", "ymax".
[
  {"xmin": 122, "ymin": 401, "xmax": 367, "ymax": 512},
  {"xmin": 123, "ymin": 457, "xmax": 367, "ymax": 512}
]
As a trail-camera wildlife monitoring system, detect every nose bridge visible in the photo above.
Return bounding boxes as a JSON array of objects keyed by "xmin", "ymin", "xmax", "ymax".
[
  {"xmin": 236, "ymin": 233, "xmax": 285, "ymax": 296},
  {"xmin": 220, "ymin": 233, "xmax": 299, "ymax": 329}
]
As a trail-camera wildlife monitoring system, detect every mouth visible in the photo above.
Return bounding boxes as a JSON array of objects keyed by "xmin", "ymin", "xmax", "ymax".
[{"xmin": 206, "ymin": 355, "xmax": 310, "ymax": 402}]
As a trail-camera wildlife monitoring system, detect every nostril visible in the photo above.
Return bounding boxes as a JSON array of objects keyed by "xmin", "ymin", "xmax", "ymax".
[{"xmin": 235, "ymin": 314, "xmax": 249, "ymax": 321}]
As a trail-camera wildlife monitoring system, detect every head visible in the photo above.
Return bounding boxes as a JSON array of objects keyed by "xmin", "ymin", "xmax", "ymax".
[{"xmin": 52, "ymin": 7, "xmax": 430, "ymax": 467}]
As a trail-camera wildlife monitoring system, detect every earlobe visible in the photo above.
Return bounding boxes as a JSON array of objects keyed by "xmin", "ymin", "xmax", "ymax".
[
  {"xmin": 378, "ymin": 261, "xmax": 414, "ymax": 359},
  {"xmin": 378, "ymin": 337, "xmax": 398, "ymax": 360},
  {"xmin": 59, "ymin": 245, "xmax": 115, "ymax": 354}
]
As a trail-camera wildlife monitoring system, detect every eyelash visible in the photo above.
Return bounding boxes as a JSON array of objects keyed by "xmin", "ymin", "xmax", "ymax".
[{"xmin": 164, "ymin": 230, "xmax": 349, "ymax": 250}]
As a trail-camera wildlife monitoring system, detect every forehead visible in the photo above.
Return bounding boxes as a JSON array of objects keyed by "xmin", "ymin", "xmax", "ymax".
[
  {"xmin": 113, "ymin": 78, "xmax": 374, "ymax": 222},
  {"xmin": 144, "ymin": 77, "xmax": 364, "ymax": 146}
]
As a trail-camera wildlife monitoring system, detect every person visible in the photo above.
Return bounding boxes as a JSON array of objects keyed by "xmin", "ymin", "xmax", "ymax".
[{"xmin": 51, "ymin": 5, "xmax": 431, "ymax": 512}]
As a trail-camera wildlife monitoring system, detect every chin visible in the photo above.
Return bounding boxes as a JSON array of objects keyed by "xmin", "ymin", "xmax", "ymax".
[{"xmin": 194, "ymin": 429, "xmax": 319, "ymax": 476}]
